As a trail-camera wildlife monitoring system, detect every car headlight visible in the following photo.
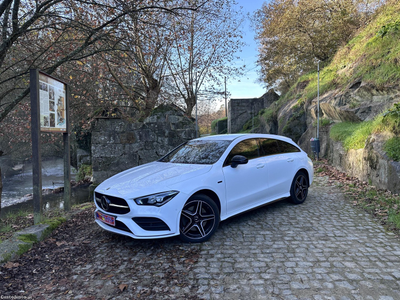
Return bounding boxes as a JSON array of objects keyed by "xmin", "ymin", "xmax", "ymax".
[{"xmin": 134, "ymin": 191, "xmax": 179, "ymax": 207}]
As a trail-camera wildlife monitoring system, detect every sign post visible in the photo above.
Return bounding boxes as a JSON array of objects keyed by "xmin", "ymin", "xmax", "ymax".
[{"xmin": 30, "ymin": 70, "xmax": 70, "ymax": 224}]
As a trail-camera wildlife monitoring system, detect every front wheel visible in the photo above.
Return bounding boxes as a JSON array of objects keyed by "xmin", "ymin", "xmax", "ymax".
[
  {"xmin": 179, "ymin": 194, "xmax": 219, "ymax": 243},
  {"xmin": 290, "ymin": 171, "xmax": 309, "ymax": 204}
]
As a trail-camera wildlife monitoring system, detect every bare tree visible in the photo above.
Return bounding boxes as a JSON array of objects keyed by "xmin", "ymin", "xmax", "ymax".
[
  {"xmin": 0, "ymin": 0, "xmax": 204, "ymax": 208},
  {"xmin": 166, "ymin": 0, "xmax": 245, "ymax": 116}
]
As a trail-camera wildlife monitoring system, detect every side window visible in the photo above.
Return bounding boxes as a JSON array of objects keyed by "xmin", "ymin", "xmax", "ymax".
[
  {"xmin": 258, "ymin": 138, "xmax": 280, "ymax": 157},
  {"xmin": 276, "ymin": 140, "xmax": 301, "ymax": 153},
  {"xmin": 225, "ymin": 139, "xmax": 260, "ymax": 166}
]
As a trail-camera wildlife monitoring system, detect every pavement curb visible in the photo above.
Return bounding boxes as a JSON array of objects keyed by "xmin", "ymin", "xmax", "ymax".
[{"xmin": 0, "ymin": 224, "xmax": 50, "ymax": 263}]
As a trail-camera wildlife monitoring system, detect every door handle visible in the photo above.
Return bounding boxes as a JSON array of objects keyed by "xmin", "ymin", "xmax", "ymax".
[
  {"xmin": 256, "ymin": 163, "xmax": 264, "ymax": 169},
  {"xmin": 287, "ymin": 158, "xmax": 294, "ymax": 162}
]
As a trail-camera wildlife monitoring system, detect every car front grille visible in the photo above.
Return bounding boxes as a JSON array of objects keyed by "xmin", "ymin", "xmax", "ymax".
[
  {"xmin": 95, "ymin": 192, "xmax": 130, "ymax": 214},
  {"xmin": 103, "ymin": 220, "xmax": 131, "ymax": 233},
  {"xmin": 133, "ymin": 217, "xmax": 170, "ymax": 231}
]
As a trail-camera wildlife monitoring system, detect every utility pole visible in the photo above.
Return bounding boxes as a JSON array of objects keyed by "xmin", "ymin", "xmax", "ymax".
[
  {"xmin": 317, "ymin": 61, "xmax": 320, "ymax": 140},
  {"xmin": 195, "ymin": 72, "xmax": 198, "ymax": 138},
  {"xmin": 224, "ymin": 76, "xmax": 227, "ymax": 118}
]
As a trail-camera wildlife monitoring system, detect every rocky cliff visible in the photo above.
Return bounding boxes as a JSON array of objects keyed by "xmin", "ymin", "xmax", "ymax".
[{"xmin": 285, "ymin": 82, "xmax": 400, "ymax": 193}]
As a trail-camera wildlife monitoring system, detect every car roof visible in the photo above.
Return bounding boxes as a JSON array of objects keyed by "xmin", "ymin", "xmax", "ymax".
[{"xmin": 194, "ymin": 134, "xmax": 294, "ymax": 143}]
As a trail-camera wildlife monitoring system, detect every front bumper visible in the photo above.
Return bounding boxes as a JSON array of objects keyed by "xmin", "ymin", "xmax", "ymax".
[{"xmin": 93, "ymin": 192, "xmax": 188, "ymax": 239}]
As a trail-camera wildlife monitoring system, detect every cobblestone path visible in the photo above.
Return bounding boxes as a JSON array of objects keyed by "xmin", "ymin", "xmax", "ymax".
[
  {"xmin": 9, "ymin": 175, "xmax": 400, "ymax": 300},
  {"xmin": 193, "ymin": 176, "xmax": 400, "ymax": 300}
]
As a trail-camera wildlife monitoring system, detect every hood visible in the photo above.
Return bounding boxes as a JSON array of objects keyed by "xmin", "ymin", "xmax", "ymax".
[{"xmin": 95, "ymin": 161, "xmax": 212, "ymax": 198}]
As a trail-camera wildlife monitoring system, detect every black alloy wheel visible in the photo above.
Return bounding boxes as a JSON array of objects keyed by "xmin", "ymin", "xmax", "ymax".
[
  {"xmin": 179, "ymin": 194, "xmax": 219, "ymax": 243},
  {"xmin": 290, "ymin": 171, "xmax": 309, "ymax": 204}
]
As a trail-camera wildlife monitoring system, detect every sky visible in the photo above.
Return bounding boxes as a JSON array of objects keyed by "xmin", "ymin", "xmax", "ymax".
[{"xmin": 227, "ymin": 0, "xmax": 268, "ymax": 99}]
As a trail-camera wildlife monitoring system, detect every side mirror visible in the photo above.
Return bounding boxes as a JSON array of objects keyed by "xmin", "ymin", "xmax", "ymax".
[{"xmin": 231, "ymin": 155, "xmax": 248, "ymax": 168}]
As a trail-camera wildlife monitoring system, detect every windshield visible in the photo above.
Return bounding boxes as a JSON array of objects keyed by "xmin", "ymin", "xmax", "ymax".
[{"xmin": 159, "ymin": 140, "xmax": 231, "ymax": 164}]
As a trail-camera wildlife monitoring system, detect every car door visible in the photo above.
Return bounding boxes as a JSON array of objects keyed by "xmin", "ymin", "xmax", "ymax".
[
  {"xmin": 222, "ymin": 138, "xmax": 268, "ymax": 216},
  {"xmin": 259, "ymin": 138, "xmax": 301, "ymax": 200}
]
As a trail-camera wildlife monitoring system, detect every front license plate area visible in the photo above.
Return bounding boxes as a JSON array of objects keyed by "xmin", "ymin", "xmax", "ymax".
[{"xmin": 96, "ymin": 211, "xmax": 115, "ymax": 226}]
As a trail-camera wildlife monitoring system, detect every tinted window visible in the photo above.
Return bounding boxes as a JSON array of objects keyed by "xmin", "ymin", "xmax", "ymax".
[
  {"xmin": 276, "ymin": 140, "xmax": 301, "ymax": 153},
  {"xmin": 258, "ymin": 139, "xmax": 280, "ymax": 156},
  {"xmin": 225, "ymin": 139, "xmax": 259, "ymax": 165},
  {"xmin": 159, "ymin": 140, "xmax": 231, "ymax": 164}
]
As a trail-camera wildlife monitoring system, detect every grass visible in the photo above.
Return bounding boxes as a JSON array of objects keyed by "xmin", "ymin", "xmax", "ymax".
[
  {"xmin": 77, "ymin": 164, "xmax": 92, "ymax": 181},
  {"xmin": 313, "ymin": 118, "xmax": 333, "ymax": 128},
  {"xmin": 384, "ymin": 137, "xmax": 400, "ymax": 161},
  {"xmin": 0, "ymin": 203, "xmax": 94, "ymax": 242},
  {"xmin": 329, "ymin": 109, "xmax": 399, "ymax": 151},
  {"xmin": 274, "ymin": 1, "xmax": 400, "ymax": 114},
  {"xmin": 351, "ymin": 185, "xmax": 400, "ymax": 233}
]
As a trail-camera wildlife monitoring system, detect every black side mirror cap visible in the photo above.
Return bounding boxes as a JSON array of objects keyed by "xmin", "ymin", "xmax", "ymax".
[{"xmin": 231, "ymin": 155, "xmax": 248, "ymax": 168}]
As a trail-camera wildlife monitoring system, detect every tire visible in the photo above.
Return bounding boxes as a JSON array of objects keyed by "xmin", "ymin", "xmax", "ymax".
[
  {"xmin": 289, "ymin": 171, "xmax": 309, "ymax": 204},
  {"xmin": 179, "ymin": 194, "xmax": 220, "ymax": 243}
]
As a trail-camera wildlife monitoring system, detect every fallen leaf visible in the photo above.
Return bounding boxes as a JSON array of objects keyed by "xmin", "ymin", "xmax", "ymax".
[
  {"xmin": 4, "ymin": 262, "xmax": 20, "ymax": 268},
  {"xmin": 118, "ymin": 284, "xmax": 128, "ymax": 292},
  {"xmin": 101, "ymin": 274, "xmax": 114, "ymax": 280}
]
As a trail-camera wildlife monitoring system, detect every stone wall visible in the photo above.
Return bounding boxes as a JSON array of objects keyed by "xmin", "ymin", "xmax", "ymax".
[
  {"xmin": 91, "ymin": 105, "xmax": 196, "ymax": 184},
  {"xmin": 211, "ymin": 118, "xmax": 227, "ymax": 135},
  {"xmin": 327, "ymin": 133, "xmax": 400, "ymax": 194},
  {"xmin": 227, "ymin": 89, "xmax": 279, "ymax": 133}
]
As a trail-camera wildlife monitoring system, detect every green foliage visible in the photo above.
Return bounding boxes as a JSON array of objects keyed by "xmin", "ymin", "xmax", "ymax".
[
  {"xmin": 384, "ymin": 137, "xmax": 400, "ymax": 161},
  {"xmin": 4, "ymin": 209, "xmax": 30, "ymax": 221},
  {"xmin": 0, "ymin": 224, "xmax": 12, "ymax": 234},
  {"xmin": 330, "ymin": 104, "xmax": 400, "ymax": 151},
  {"xmin": 274, "ymin": 1, "xmax": 400, "ymax": 109},
  {"xmin": 255, "ymin": 0, "xmax": 370, "ymax": 92},
  {"xmin": 17, "ymin": 243, "xmax": 32, "ymax": 256},
  {"xmin": 377, "ymin": 20, "xmax": 400, "ymax": 38},
  {"xmin": 261, "ymin": 107, "xmax": 277, "ymax": 123},
  {"xmin": 18, "ymin": 233, "xmax": 38, "ymax": 244},
  {"xmin": 313, "ymin": 118, "xmax": 333, "ymax": 128},
  {"xmin": 330, "ymin": 121, "xmax": 374, "ymax": 150},
  {"xmin": 241, "ymin": 115, "xmax": 261, "ymax": 132},
  {"xmin": 77, "ymin": 164, "xmax": 92, "ymax": 181},
  {"xmin": 211, "ymin": 117, "xmax": 227, "ymax": 134},
  {"xmin": 388, "ymin": 211, "xmax": 400, "ymax": 228},
  {"xmin": 43, "ymin": 217, "xmax": 66, "ymax": 236}
]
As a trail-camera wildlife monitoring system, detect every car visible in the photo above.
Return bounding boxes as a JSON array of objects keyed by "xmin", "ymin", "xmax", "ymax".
[{"xmin": 94, "ymin": 133, "xmax": 313, "ymax": 243}]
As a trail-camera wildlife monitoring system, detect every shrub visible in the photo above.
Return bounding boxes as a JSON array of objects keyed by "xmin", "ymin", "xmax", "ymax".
[{"xmin": 384, "ymin": 137, "xmax": 400, "ymax": 161}]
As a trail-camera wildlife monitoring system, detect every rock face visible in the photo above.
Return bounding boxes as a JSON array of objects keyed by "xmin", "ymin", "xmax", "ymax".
[
  {"xmin": 241, "ymin": 81, "xmax": 400, "ymax": 194},
  {"xmin": 327, "ymin": 133, "xmax": 400, "ymax": 193},
  {"xmin": 308, "ymin": 83, "xmax": 400, "ymax": 123},
  {"xmin": 294, "ymin": 83, "xmax": 400, "ymax": 193},
  {"xmin": 91, "ymin": 105, "xmax": 196, "ymax": 184}
]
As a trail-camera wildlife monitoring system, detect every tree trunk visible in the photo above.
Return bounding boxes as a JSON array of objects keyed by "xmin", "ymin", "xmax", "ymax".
[
  {"xmin": 185, "ymin": 95, "xmax": 196, "ymax": 117},
  {"xmin": 141, "ymin": 78, "xmax": 160, "ymax": 120}
]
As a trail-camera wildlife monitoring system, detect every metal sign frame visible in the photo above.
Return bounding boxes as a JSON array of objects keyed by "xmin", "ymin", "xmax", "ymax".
[{"xmin": 30, "ymin": 69, "xmax": 71, "ymax": 224}]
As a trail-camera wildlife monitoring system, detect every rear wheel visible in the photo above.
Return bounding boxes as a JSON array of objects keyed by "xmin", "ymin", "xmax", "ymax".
[
  {"xmin": 179, "ymin": 194, "xmax": 219, "ymax": 243},
  {"xmin": 290, "ymin": 171, "xmax": 309, "ymax": 204}
]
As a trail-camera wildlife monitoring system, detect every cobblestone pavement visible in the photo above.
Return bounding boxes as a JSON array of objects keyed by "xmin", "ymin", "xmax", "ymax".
[{"xmin": 7, "ymin": 175, "xmax": 400, "ymax": 299}]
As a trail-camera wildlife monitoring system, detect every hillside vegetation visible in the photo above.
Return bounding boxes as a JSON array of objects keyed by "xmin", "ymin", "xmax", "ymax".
[
  {"xmin": 288, "ymin": 0, "xmax": 400, "ymax": 103},
  {"xmin": 237, "ymin": 0, "xmax": 399, "ymax": 151}
]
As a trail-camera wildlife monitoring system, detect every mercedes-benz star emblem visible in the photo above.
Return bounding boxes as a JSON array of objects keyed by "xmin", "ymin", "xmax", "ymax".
[{"xmin": 101, "ymin": 196, "xmax": 110, "ymax": 211}]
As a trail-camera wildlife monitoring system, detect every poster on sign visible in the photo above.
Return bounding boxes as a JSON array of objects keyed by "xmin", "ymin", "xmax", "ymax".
[{"xmin": 38, "ymin": 72, "xmax": 67, "ymax": 132}]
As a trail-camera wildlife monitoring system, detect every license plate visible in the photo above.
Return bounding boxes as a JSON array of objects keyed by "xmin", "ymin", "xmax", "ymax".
[{"xmin": 96, "ymin": 211, "xmax": 115, "ymax": 226}]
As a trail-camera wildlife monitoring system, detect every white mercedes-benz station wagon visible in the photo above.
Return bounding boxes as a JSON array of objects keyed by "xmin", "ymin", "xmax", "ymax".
[{"xmin": 94, "ymin": 134, "xmax": 313, "ymax": 243}]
